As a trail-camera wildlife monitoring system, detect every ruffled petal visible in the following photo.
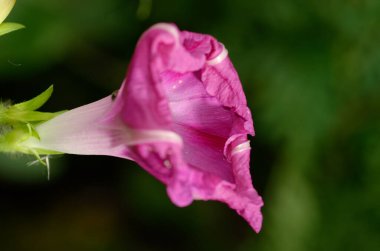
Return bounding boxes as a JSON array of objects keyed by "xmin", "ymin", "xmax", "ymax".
[
  {"xmin": 110, "ymin": 24, "xmax": 205, "ymax": 130},
  {"xmin": 112, "ymin": 23, "xmax": 263, "ymax": 231}
]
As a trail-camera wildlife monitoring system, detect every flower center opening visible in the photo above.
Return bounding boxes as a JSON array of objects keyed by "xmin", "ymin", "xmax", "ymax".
[{"xmin": 161, "ymin": 70, "xmax": 238, "ymax": 183}]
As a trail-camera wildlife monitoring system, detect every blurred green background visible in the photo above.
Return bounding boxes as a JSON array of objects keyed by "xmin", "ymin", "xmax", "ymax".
[{"xmin": 1, "ymin": 0, "xmax": 379, "ymax": 250}]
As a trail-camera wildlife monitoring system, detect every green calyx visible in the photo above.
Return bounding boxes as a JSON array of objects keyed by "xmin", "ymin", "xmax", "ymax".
[
  {"xmin": 0, "ymin": 85, "xmax": 65, "ymax": 156},
  {"xmin": 0, "ymin": 85, "xmax": 63, "ymax": 124}
]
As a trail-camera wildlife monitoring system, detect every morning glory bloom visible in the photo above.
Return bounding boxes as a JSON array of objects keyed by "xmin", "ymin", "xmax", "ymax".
[{"xmin": 22, "ymin": 23, "xmax": 263, "ymax": 232}]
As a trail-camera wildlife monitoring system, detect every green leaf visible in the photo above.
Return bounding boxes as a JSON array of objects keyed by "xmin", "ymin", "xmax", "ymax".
[
  {"xmin": 0, "ymin": 22, "xmax": 24, "ymax": 36},
  {"xmin": 0, "ymin": 0, "xmax": 15, "ymax": 24},
  {"xmin": 13, "ymin": 85, "xmax": 53, "ymax": 111}
]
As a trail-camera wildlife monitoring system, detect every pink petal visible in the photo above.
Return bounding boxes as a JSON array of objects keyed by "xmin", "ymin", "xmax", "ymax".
[
  {"xmin": 25, "ymin": 23, "xmax": 263, "ymax": 232},
  {"xmin": 112, "ymin": 23, "xmax": 263, "ymax": 231}
]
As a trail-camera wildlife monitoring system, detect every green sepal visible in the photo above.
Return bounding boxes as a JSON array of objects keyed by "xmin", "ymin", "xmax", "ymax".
[
  {"xmin": 0, "ymin": 126, "xmax": 30, "ymax": 152},
  {"xmin": 0, "ymin": 125, "xmax": 62, "ymax": 155},
  {"xmin": 0, "ymin": 85, "xmax": 66, "ymax": 124},
  {"xmin": 5, "ymin": 110, "xmax": 64, "ymax": 123},
  {"xmin": 0, "ymin": 85, "xmax": 66, "ymax": 156},
  {"xmin": 14, "ymin": 85, "xmax": 53, "ymax": 111},
  {"xmin": 0, "ymin": 22, "xmax": 24, "ymax": 36},
  {"xmin": 27, "ymin": 123, "xmax": 40, "ymax": 140}
]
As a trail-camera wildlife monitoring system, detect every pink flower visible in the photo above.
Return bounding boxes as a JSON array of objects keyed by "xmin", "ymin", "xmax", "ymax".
[{"xmin": 24, "ymin": 23, "xmax": 263, "ymax": 232}]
